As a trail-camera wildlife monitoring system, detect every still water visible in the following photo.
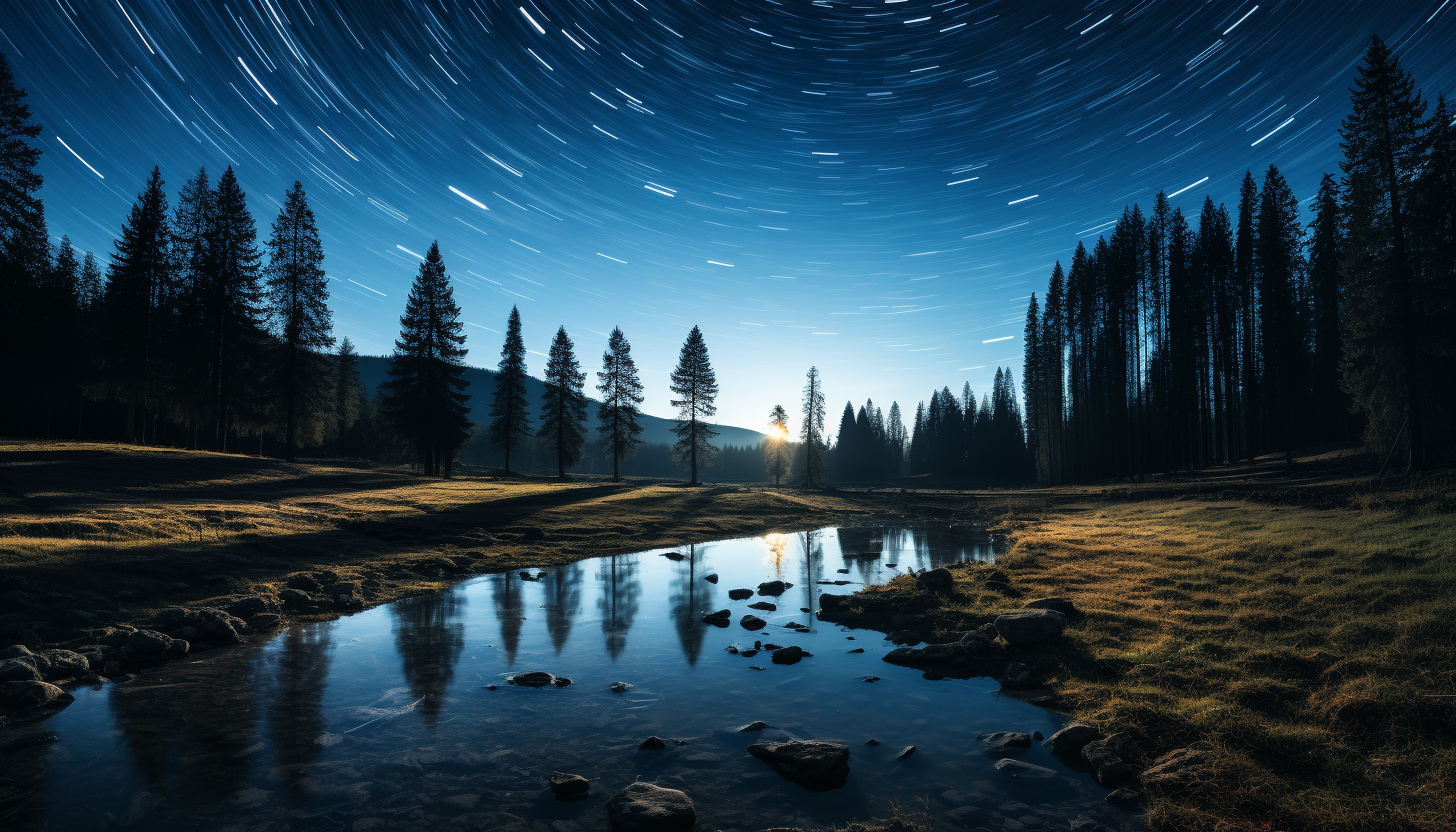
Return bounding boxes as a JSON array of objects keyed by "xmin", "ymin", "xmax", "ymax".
[{"xmin": 18, "ymin": 525, "xmax": 1142, "ymax": 831}]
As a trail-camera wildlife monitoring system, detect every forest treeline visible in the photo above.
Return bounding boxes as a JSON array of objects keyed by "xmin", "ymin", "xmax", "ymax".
[{"xmin": 1021, "ymin": 36, "xmax": 1455, "ymax": 481}]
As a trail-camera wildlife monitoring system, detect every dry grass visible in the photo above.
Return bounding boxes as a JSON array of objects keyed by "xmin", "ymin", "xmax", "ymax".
[{"xmin": 956, "ymin": 499, "xmax": 1456, "ymax": 832}]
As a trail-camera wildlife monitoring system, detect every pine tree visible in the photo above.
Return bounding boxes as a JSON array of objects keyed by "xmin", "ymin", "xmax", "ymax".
[
  {"xmin": 1235, "ymin": 171, "xmax": 1261, "ymax": 459},
  {"xmin": 1338, "ymin": 35, "xmax": 1429, "ymax": 470},
  {"xmin": 78, "ymin": 250, "xmax": 102, "ymax": 310},
  {"xmin": 765, "ymin": 403, "xmax": 790, "ymax": 485},
  {"xmin": 381, "ymin": 241, "xmax": 472, "ymax": 475},
  {"xmin": 1040, "ymin": 263, "xmax": 1066, "ymax": 483},
  {"xmin": 169, "ymin": 167, "xmax": 215, "ymax": 443},
  {"xmin": 205, "ymin": 166, "xmax": 268, "ymax": 451},
  {"xmin": 264, "ymin": 181, "xmax": 333, "ymax": 461},
  {"xmin": 668, "ymin": 325, "xmax": 719, "ymax": 485},
  {"xmin": 1023, "ymin": 294, "xmax": 1043, "ymax": 482},
  {"xmin": 0, "ymin": 52, "xmax": 45, "ymax": 435},
  {"xmin": 886, "ymin": 401, "xmax": 905, "ymax": 476},
  {"xmin": 1256, "ymin": 165, "xmax": 1306, "ymax": 464},
  {"xmin": 488, "ymin": 305, "xmax": 531, "ymax": 474},
  {"xmin": 1307, "ymin": 173, "xmax": 1347, "ymax": 444},
  {"xmin": 800, "ymin": 366, "xmax": 826, "ymax": 487},
  {"xmin": 596, "ymin": 326, "xmax": 644, "ymax": 482},
  {"xmin": 100, "ymin": 167, "xmax": 171, "ymax": 443},
  {"xmin": 833, "ymin": 401, "xmax": 858, "ymax": 482},
  {"xmin": 538, "ymin": 326, "xmax": 586, "ymax": 480},
  {"xmin": 334, "ymin": 336, "xmax": 362, "ymax": 454}
]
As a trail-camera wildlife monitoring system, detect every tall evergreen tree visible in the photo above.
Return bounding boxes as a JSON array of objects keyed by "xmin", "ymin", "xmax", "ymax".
[
  {"xmin": 1040, "ymin": 263, "xmax": 1066, "ymax": 483},
  {"xmin": 488, "ymin": 305, "xmax": 531, "ymax": 474},
  {"xmin": 1235, "ymin": 171, "xmax": 1261, "ymax": 459},
  {"xmin": 668, "ymin": 325, "xmax": 719, "ymax": 485},
  {"xmin": 1256, "ymin": 165, "xmax": 1306, "ymax": 464},
  {"xmin": 0, "ymin": 52, "xmax": 45, "ymax": 435},
  {"xmin": 539, "ymin": 326, "xmax": 587, "ymax": 480},
  {"xmin": 1023, "ymin": 294, "xmax": 1044, "ymax": 482},
  {"xmin": 381, "ymin": 242, "xmax": 471, "ymax": 476},
  {"xmin": 204, "ymin": 166, "xmax": 268, "ymax": 450},
  {"xmin": 99, "ymin": 167, "xmax": 171, "ymax": 443},
  {"xmin": 333, "ymin": 336, "xmax": 362, "ymax": 454},
  {"xmin": 264, "ymin": 181, "xmax": 333, "ymax": 461},
  {"xmin": 765, "ymin": 403, "xmax": 790, "ymax": 485},
  {"xmin": 169, "ymin": 167, "xmax": 215, "ymax": 441},
  {"xmin": 833, "ymin": 401, "xmax": 858, "ymax": 482},
  {"xmin": 1307, "ymin": 173, "xmax": 1348, "ymax": 444},
  {"xmin": 1338, "ymin": 35, "xmax": 1430, "ymax": 470},
  {"xmin": 596, "ymin": 326, "xmax": 644, "ymax": 482},
  {"xmin": 886, "ymin": 401, "xmax": 906, "ymax": 476},
  {"xmin": 800, "ymin": 366, "xmax": 826, "ymax": 488}
]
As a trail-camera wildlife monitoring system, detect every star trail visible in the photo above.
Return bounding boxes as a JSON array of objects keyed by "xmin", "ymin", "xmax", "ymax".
[{"xmin": 2, "ymin": 0, "xmax": 1453, "ymax": 431}]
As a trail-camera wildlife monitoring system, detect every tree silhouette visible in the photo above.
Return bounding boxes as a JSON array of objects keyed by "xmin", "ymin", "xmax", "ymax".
[
  {"xmin": 333, "ymin": 336, "xmax": 362, "ymax": 454},
  {"xmin": 203, "ymin": 167, "xmax": 269, "ymax": 451},
  {"xmin": 596, "ymin": 326, "xmax": 644, "ymax": 481},
  {"xmin": 765, "ymin": 403, "xmax": 790, "ymax": 485},
  {"xmin": 488, "ymin": 305, "xmax": 531, "ymax": 474},
  {"xmin": 800, "ymin": 366, "xmax": 825, "ymax": 487},
  {"xmin": 0, "ymin": 52, "xmax": 45, "ymax": 437},
  {"xmin": 380, "ymin": 241, "xmax": 471, "ymax": 476},
  {"xmin": 538, "ymin": 325, "xmax": 587, "ymax": 479},
  {"xmin": 264, "ymin": 181, "xmax": 333, "ymax": 461},
  {"xmin": 668, "ymin": 325, "xmax": 719, "ymax": 485}
]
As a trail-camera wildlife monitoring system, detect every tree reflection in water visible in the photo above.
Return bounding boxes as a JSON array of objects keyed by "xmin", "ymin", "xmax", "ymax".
[
  {"xmin": 390, "ymin": 587, "xmax": 465, "ymax": 729},
  {"xmin": 543, "ymin": 562, "xmax": 583, "ymax": 654},
  {"xmin": 597, "ymin": 553, "xmax": 640, "ymax": 660},
  {"xmin": 670, "ymin": 544, "xmax": 716, "ymax": 665},
  {"xmin": 491, "ymin": 571, "xmax": 525, "ymax": 665},
  {"xmin": 268, "ymin": 623, "xmax": 334, "ymax": 804}
]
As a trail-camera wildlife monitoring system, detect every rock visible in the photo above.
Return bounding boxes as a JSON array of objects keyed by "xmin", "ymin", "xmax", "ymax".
[
  {"xmin": 985, "ymin": 570, "xmax": 1010, "ymax": 584},
  {"xmin": 818, "ymin": 593, "xmax": 849, "ymax": 611},
  {"xmin": 605, "ymin": 782, "xmax": 695, "ymax": 832},
  {"xmin": 888, "ymin": 630, "xmax": 923, "ymax": 646},
  {"xmin": 747, "ymin": 601, "xmax": 777, "ymax": 611},
  {"xmin": 550, "ymin": 771, "xmax": 590, "ymax": 800},
  {"xmin": 1045, "ymin": 723, "xmax": 1102, "ymax": 759},
  {"xmin": 727, "ymin": 588, "xmax": 754, "ymax": 601},
  {"xmin": 882, "ymin": 642, "xmax": 965, "ymax": 666},
  {"xmin": 915, "ymin": 567, "xmax": 954, "ymax": 595},
  {"xmin": 165, "ymin": 639, "xmax": 189, "ymax": 658},
  {"xmin": 736, "ymin": 720, "xmax": 769, "ymax": 732},
  {"xmin": 757, "ymin": 580, "xmax": 791, "ymax": 596},
  {"xmin": 994, "ymin": 610, "xmax": 1067, "ymax": 646},
  {"xmin": 865, "ymin": 738, "xmax": 880, "ymax": 745},
  {"xmin": 0, "ymin": 729, "xmax": 58, "ymax": 752},
  {"xmin": 661, "ymin": 552, "xmax": 686, "ymax": 562},
  {"xmin": 977, "ymin": 731, "xmax": 1032, "ymax": 757},
  {"xmin": 279, "ymin": 588, "xmax": 313, "ymax": 608},
  {"xmin": 740, "ymin": 615, "xmax": 766, "ymax": 631},
  {"xmin": 1082, "ymin": 733, "xmax": 1136, "ymax": 786},
  {"xmin": 37, "ymin": 649, "xmax": 90, "ymax": 680},
  {"xmin": 895, "ymin": 745, "xmax": 916, "ymax": 760},
  {"xmin": 960, "ymin": 628, "xmax": 997, "ymax": 655},
  {"xmin": 610, "ymin": 681, "xmax": 632, "ymax": 693},
  {"xmin": 151, "ymin": 608, "xmax": 244, "ymax": 643},
  {"xmin": 747, "ymin": 740, "xmax": 851, "ymax": 791},
  {"xmin": 847, "ymin": 647, "xmax": 864, "ymax": 654},
  {"xmin": 771, "ymin": 645, "xmax": 806, "ymax": 665},
  {"xmin": 747, "ymin": 665, "xmax": 764, "ymax": 670},
  {"xmin": 0, "ymin": 659, "xmax": 41, "ymax": 683},
  {"xmin": 0, "ymin": 645, "xmax": 33, "ymax": 660},
  {"xmin": 0, "ymin": 680, "xmax": 74, "ymax": 710},
  {"xmin": 285, "ymin": 573, "xmax": 324, "ymax": 592},
  {"xmin": 863, "ymin": 676, "xmax": 880, "ymax": 682},
  {"xmin": 704, "ymin": 574, "xmax": 718, "ymax": 584},
  {"xmin": 508, "ymin": 671, "xmax": 568, "ymax": 688},
  {"xmin": 994, "ymin": 758, "xmax": 1057, "ymax": 780},
  {"xmin": 247, "ymin": 613, "xmax": 283, "ymax": 631},
  {"xmin": 638, "ymin": 736, "xmax": 667, "ymax": 750},
  {"xmin": 1140, "ymin": 747, "xmax": 1216, "ymax": 790},
  {"xmin": 1106, "ymin": 787, "xmax": 1143, "ymax": 808},
  {"xmin": 701, "ymin": 609, "xmax": 731, "ymax": 626},
  {"xmin": 127, "ymin": 629, "xmax": 172, "ymax": 654},
  {"xmin": 1003, "ymin": 661, "xmax": 1037, "ymax": 687},
  {"xmin": 1024, "ymin": 597, "xmax": 1081, "ymax": 617},
  {"xmin": 225, "ymin": 596, "xmax": 275, "ymax": 619}
]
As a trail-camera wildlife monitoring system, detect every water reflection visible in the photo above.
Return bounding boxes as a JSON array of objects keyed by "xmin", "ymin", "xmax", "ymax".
[
  {"xmin": 543, "ymin": 562, "xmax": 583, "ymax": 653},
  {"xmin": 267, "ymin": 623, "xmax": 334, "ymax": 804},
  {"xmin": 490, "ymin": 571, "xmax": 525, "ymax": 664},
  {"xmin": 669, "ymin": 544, "xmax": 715, "ymax": 665},
  {"xmin": 597, "ymin": 553, "xmax": 640, "ymax": 660},
  {"xmin": 390, "ymin": 587, "xmax": 465, "ymax": 728}
]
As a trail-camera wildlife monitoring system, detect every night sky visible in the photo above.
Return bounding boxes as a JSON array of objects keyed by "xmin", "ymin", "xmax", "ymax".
[{"xmin": 2, "ymin": 1, "xmax": 1453, "ymax": 434}]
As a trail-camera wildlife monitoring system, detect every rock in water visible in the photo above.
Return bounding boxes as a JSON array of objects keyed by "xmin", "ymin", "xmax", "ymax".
[
  {"xmin": 0, "ymin": 681, "xmax": 74, "ymax": 710},
  {"xmin": 993, "ymin": 610, "xmax": 1067, "ymax": 646},
  {"xmin": 994, "ymin": 758, "xmax": 1058, "ymax": 780},
  {"xmin": 606, "ymin": 782, "xmax": 695, "ymax": 832},
  {"xmin": 977, "ymin": 731, "xmax": 1032, "ymax": 757},
  {"xmin": 756, "ymin": 580, "xmax": 792, "ymax": 596},
  {"xmin": 895, "ymin": 745, "xmax": 916, "ymax": 760},
  {"xmin": 508, "ymin": 671, "xmax": 568, "ymax": 688},
  {"xmin": 610, "ymin": 681, "xmax": 632, "ymax": 693},
  {"xmin": 638, "ymin": 736, "xmax": 668, "ymax": 750},
  {"xmin": 736, "ymin": 720, "xmax": 769, "ymax": 732},
  {"xmin": 747, "ymin": 740, "xmax": 851, "ymax": 791},
  {"xmin": 727, "ymin": 588, "xmax": 754, "ymax": 601},
  {"xmin": 704, "ymin": 573, "xmax": 719, "ymax": 584},
  {"xmin": 747, "ymin": 601, "xmax": 776, "ymax": 611},
  {"xmin": 1044, "ymin": 723, "xmax": 1102, "ymax": 759},
  {"xmin": 770, "ymin": 645, "xmax": 806, "ymax": 665},
  {"xmin": 740, "ymin": 615, "xmax": 767, "ymax": 631},
  {"xmin": 1082, "ymin": 735, "xmax": 1134, "ymax": 786},
  {"xmin": 701, "ymin": 609, "xmax": 731, "ymax": 626},
  {"xmin": 550, "ymin": 771, "xmax": 590, "ymax": 800},
  {"xmin": 882, "ymin": 642, "xmax": 966, "ymax": 666}
]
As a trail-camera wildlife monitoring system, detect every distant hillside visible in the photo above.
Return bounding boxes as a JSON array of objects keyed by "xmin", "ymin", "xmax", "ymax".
[{"xmin": 355, "ymin": 355, "xmax": 766, "ymax": 448}]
